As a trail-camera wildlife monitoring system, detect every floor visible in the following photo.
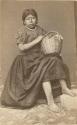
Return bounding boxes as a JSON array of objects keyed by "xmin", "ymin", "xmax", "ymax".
[{"xmin": 0, "ymin": 87, "xmax": 77, "ymax": 125}]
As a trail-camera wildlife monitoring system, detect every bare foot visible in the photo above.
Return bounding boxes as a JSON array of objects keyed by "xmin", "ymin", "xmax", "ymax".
[
  {"xmin": 48, "ymin": 103, "xmax": 60, "ymax": 113},
  {"xmin": 62, "ymin": 88, "xmax": 76, "ymax": 97}
]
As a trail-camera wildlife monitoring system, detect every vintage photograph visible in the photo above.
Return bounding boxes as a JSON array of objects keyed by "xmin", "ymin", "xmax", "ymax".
[{"xmin": 0, "ymin": 0, "xmax": 77, "ymax": 125}]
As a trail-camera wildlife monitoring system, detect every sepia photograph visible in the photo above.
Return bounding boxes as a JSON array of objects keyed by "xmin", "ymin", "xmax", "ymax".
[{"xmin": 0, "ymin": 0, "xmax": 77, "ymax": 125}]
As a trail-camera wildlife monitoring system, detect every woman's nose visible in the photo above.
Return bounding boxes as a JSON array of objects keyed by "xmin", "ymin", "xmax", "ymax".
[{"xmin": 30, "ymin": 18, "xmax": 33, "ymax": 23}]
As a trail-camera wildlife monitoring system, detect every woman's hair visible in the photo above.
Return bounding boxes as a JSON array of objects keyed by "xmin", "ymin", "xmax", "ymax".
[{"xmin": 22, "ymin": 9, "xmax": 38, "ymax": 24}]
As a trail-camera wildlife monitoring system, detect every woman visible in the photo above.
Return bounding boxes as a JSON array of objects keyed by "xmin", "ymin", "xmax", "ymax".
[{"xmin": 1, "ymin": 8, "xmax": 73, "ymax": 112}]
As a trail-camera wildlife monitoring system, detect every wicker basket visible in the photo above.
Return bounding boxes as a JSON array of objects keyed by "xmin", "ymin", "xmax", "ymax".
[{"xmin": 41, "ymin": 31, "xmax": 63, "ymax": 54}]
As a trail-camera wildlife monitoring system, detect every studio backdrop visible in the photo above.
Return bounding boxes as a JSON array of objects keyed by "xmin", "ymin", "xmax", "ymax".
[{"xmin": 1, "ymin": 1, "xmax": 77, "ymax": 85}]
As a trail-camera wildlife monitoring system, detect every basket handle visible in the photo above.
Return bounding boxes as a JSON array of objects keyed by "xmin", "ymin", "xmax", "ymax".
[
  {"xmin": 42, "ymin": 31, "xmax": 59, "ymax": 39},
  {"xmin": 42, "ymin": 31, "xmax": 63, "ymax": 40}
]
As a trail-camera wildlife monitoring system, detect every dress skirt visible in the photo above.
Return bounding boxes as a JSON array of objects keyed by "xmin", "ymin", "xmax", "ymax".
[{"xmin": 1, "ymin": 51, "xmax": 71, "ymax": 109}]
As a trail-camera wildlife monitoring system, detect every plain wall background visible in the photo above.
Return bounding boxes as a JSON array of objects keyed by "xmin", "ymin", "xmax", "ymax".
[
  {"xmin": 74, "ymin": 2, "xmax": 77, "ymax": 53},
  {"xmin": 1, "ymin": 1, "xmax": 77, "ymax": 84}
]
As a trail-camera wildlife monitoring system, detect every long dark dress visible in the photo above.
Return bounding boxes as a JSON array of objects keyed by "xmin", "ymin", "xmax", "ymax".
[{"xmin": 1, "ymin": 25, "xmax": 71, "ymax": 108}]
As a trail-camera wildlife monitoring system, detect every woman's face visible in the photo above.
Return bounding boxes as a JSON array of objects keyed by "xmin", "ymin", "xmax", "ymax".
[{"xmin": 24, "ymin": 14, "xmax": 37, "ymax": 29}]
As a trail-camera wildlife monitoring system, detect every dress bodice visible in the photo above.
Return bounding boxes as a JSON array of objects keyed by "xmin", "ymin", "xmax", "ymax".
[{"xmin": 16, "ymin": 25, "xmax": 46, "ymax": 55}]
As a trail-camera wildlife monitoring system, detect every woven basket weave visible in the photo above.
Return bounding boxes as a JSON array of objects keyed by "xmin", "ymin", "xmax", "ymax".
[{"xmin": 41, "ymin": 31, "xmax": 63, "ymax": 54}]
